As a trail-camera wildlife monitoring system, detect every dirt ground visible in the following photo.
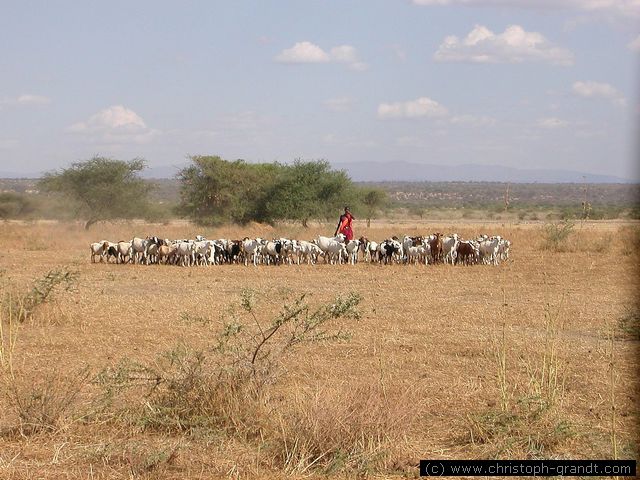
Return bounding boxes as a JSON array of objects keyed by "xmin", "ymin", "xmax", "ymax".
[{"xmin": 0, "ymin": 219, "xmax": 638, "ymax": 479}]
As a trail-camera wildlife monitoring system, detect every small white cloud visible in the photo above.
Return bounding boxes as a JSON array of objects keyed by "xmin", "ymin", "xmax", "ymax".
[
  {"xmin": 378, "ymin": 97, "xmax": 448, "ymax": 119},
  {"xmin": 628, "ymin": 34, "xmax": 640, "ymax": 51},
  {"xmin": 434, "ymin": 24, "xmax": 574, "ymax": 65},
  {"xmin": 68, "ymin": 105, "xmax": 158, "ymax": 144},
  {"xmin": 537, "ymin": 117, "xmax": 569, "ymax": 128},
  {"xmin": 275, "ymin": 41, "xmax": 366, "ymax": 70},
  {"xmin": 572, "ymin": 81, "xmax": 626, "ymax": 106},
  {"xmin": 330, "ymin": 45, "xmax": 358, "ymax": 63},
  {"xmin": 449, "ymin": 114, "xmax": 497, "ymax": 127},
  {"xmin": 324, "ymin": 97, "xmax": 354, "ymax": 112},
  {"xmin": 0, "ymin": 93, "xmax": 51, "ymax": 108},
  {"xmin": 16, "ymin": 94, "xmax": 51, "ymax": 105},
  {"xmin": 275, "ymin": 41, "xmax": 330, "ymax": 63}
]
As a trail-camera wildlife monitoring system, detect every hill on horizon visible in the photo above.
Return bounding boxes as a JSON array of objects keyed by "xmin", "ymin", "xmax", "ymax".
[{"xmin": 1, "ymin": 160, "xmax": 636, "ymax": 184}]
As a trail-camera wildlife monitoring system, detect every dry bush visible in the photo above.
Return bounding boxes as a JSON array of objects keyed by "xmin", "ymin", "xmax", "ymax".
[
  {"xmin": 2, "ymin": 267, "xmax": 77, "ymax": 323},
  {"xmin": 274, "ymin": 381, "xmax": 418, "ymax": 475},
  {"xmin": 94, "ymin": 346, "xmax": 270, "ymax": 438},
  {"xmin": 94, "ymin": 291, "xmax": 362, "ymax": 444},
  {"xmin": 0, "ymin": 273, "xmax": 88, "ymax": 437},
  {"xmin": 540, "ymin": 220, "xmax": 575, "ymax": 252},
  {"xmin": 1, "ymin": 367, "xmax": 91, "ymax": 436}
]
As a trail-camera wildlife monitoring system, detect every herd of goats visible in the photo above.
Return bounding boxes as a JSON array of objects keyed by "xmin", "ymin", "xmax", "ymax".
[{"xmin": 89, "ymin": 233, "xmax": 511, "ymax": 267}]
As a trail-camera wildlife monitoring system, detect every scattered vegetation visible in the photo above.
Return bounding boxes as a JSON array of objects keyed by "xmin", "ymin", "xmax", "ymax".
[
  {"xmin": 96, "ymin": 291, "xmax": 361, "ymax": 428},
  {"xmin": 5, "ymin": 367, "xmax": 91, "ymax": 435},
  {"xmin": 2, "ymin": 268, "xmax": 78, "ymax": 323},
  {"xmin": 86, "ymin": 290, "xmax": 417, "ymax": 473},
  {"xmin": 541, "ymin": 220, "xmax": 575, "ymax": 251},
  {"xmin": 2, "ymin": 172, "xmax": 638, "ymax": 223},
  {"xmin": 0, "ymin": 192, "xmax": 36, "ymax": 219},
  {"xmin": 467, "ymin": 295, "xmax": 574, "ymax": 458},
  {"xmin": 276, "ymin": 380, "xmax": 417, "ymax": 474},
  {"xmin": 0, "ymin": 223, "xmax": 636, "ymax": 477}
]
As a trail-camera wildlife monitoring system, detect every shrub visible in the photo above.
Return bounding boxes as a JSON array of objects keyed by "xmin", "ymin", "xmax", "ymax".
[
  {"xmin": 541, "ymin": 220, "xmax": 574, "ymax": 252},
  {"xmin": 95, "ymin": 291, "xmax": 362, "ymax": 438},
  {"xmin": 3, "ymin": 268, "xmax": 78, "ymax": 323},
  {"xmin": 3, "ymin": 367, "xmax": 91, "ymax": 435}
]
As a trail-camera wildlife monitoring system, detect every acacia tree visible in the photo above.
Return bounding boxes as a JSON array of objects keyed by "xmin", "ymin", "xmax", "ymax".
[
  {"xmin": 177, "ymin": 155, "xmax": 282, "ymax": 225},
  {"xmin": 39, "ymin": 156, "xmax": 151, "ymax": 229},
  {"xmin": 360, "ymin": 188, "xmax": 387, "ymax": 227},
  {"xmin": 263, "ymin": 160, "xmax": 355, "ymax": 227}
]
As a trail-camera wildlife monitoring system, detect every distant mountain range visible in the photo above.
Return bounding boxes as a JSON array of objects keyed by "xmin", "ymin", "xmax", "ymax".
[
  {"xmin": 331, "ymin": 161, "xmax": 635, "ymax": 184},
  {"xmin": 1, "ymin": 161, "xmax": 635, "ymax": 183}
]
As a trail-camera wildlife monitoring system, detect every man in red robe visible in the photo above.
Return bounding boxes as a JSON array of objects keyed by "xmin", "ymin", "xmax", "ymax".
[{"xmin": 334, "ymin": 206, "xmax": 355, "ymax": 241}]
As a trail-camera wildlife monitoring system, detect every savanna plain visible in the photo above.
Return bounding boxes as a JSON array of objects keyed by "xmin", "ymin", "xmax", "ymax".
[{"xmin": 0, "ymin": 219, "xmax": 638, "ymax": 479}]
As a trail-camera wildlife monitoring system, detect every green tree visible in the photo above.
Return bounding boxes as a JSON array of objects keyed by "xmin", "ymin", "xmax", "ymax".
[
  {"xmin": 39, "ymin": 156, "xmax": 151, "ymax": 229},
  {"xmin": 359, "ymin": 188, "xmax": 387, "ymax": 227},
  {"xmin": 0, "ymin": 192, "xmax": 36, "ymax": 219},
  {"xmin": 263, "ymin": 160, "xmax": 354, "ymax": 227},
  {"xmin": 178, "ymin": 156, "xmax": 357, "ymax": 227},
  {"xmin": 177, "ymin": 155, "xmax": 281, "ymax": 225}
]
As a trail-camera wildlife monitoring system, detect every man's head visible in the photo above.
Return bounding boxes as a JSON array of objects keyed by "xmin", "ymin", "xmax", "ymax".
[{"xmin": 344, "ymin": 206, "xmax": 350, "ymax": 213}]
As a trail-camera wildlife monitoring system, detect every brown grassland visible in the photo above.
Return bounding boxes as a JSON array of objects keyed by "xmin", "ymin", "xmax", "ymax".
[{"xmin": 0, "ymin": 219, "xmax": 638, "ymax": 479}]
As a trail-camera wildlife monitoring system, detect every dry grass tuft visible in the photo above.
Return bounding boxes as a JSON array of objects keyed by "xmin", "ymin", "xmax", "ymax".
[
  {"xmin": 467, "ymin": 296, "xmax": 575, "ymax": 458},
  {"xmin": 1, "ymin": 367, "xmax": 91, "ymax": 436},
  {"xmin": 274, "ymin": 380, "xmax": 418, "ymax": 475}
]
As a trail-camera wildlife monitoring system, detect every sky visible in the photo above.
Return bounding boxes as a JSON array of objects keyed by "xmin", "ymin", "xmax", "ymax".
[{"xmin": 0, "ymin": 0, "xmax": 638, "ymax": 180}]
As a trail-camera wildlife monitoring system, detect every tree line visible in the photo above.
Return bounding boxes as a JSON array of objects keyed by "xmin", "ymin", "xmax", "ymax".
[{"xmin": 35, "ymin": 156, "xmax": 387, "ymax": 229}]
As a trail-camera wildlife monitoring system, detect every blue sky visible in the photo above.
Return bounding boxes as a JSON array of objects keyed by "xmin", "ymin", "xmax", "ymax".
[{"xmin": 0, "ymin": 1, "xmax": 638, "ymax": 179}]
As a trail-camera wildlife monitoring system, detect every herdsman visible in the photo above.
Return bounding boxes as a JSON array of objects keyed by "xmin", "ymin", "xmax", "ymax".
[{"xmin": 334, "ymin": 206, "xmax": 355, "ymax": 241}]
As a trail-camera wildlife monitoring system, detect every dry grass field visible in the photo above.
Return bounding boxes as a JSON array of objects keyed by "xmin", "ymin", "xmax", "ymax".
[{"xmin": 0, "ymin": 219, "xmax": 638, "ymax": 479}]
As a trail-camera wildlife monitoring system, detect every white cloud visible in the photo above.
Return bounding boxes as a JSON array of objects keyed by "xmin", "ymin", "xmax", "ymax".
[
  {"xmin": 0, "ymin": 93, "xmax": 51, "ymax": 108},
  {"xmin": 378, "ymin": 97, "xmax": 449, "ymax": 119},
  {"xmin": 434, "ymin": 25, "xmax": 574, "ymax": 65},
  {"xmin": 537, "ymin": 117, "xmax": 570, "ymax": 128},
  {"xmin": 412, "ymin": 0, "xmax": 640, "ymax": 18},
  {"xmin": 324, "ymin": 97, "xmax": 354, "ymax": 112},
  {"xmin": 628, "ymin": 34, "xmax": 640, "ymax": 51},
  {"xmin": 275, "ymin": 41, "xmax": 330, "ymax": 63},
  {"xmin": 275, "ymin": 41, "xmax": 367, "ymax": 70},
  {"xmin": 16, "ymin": 94, "xmax": 51, "ymax": 105},
  {"xmin": 68, "ymin": 105, "xmax": 159, "ymax": 144},
  {"xmin": 449, "ymin": 114, "xmax": 497, "ymax": 127},
  {"xmin": 572, "ymin": 81, "xmax": 626, "ymax": 105}
]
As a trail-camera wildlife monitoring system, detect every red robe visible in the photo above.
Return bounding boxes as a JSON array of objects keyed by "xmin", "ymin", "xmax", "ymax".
[{"xmin": 336, "ymin": 212, "xmax": 354, "ymax": 241}]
